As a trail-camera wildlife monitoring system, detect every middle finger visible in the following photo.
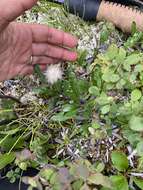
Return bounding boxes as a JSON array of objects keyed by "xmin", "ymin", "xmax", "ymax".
[
  {"xmin": 31, "ymin": 56, "xmax": 59, "ymax": 65},
  {"xmin": 32, "ymin": 43, "xmax": 77, "ymax": 61}
]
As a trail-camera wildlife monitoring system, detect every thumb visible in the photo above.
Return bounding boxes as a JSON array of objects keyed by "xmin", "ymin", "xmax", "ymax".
[{"xmin": 0, "ymin": 0, "xmax": 37, "ymax": 27}]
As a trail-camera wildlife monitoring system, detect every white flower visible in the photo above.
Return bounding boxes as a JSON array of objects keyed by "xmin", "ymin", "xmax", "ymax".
[{"xmin": 44, "ymin": 63, "xmax": 63, "ymax": 84}]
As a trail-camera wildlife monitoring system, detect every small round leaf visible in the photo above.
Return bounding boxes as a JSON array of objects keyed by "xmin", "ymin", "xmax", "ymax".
[
  {"xmin": 129, "ymin": 115, "xmax": 143, "ymax": 131},
  {"xmin": 89, "ymin": 86, "xmax": 99, "ymax": 96},
  {"xmin": 111, "ymin": 151, "xmax": 129, "ymax": 171},
  {"xmin": 101, "ymin": 105, "xmax": 110, "ymax": 115},
  {"xmin": 131, "ymin": 89, "xmax": 142, "ymax": 101}
]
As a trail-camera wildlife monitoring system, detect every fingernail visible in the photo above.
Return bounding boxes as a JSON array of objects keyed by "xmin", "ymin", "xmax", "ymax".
[{"xmin": 70, "ymin": 52, "xmax": 78, "ymax": 61}]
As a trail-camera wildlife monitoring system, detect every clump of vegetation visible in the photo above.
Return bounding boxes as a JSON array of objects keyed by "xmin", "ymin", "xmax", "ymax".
[{"xmin": 1, "ymin": 1, "xmax": 143, "ymax": 190}]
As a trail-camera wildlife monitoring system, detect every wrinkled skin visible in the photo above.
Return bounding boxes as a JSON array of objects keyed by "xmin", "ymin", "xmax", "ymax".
[{"xmin": 0, "ymin": 0, "xmax": 78, "ymax": 81}]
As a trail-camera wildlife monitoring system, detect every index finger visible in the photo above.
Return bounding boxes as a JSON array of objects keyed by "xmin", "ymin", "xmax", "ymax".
[
  {"xmin": 30, "ymin": 24, "xmax": 78, "ymax": 48},
  {"xmin": 0, "ymin": 0, "xmax": 37, "ymax": 28}
]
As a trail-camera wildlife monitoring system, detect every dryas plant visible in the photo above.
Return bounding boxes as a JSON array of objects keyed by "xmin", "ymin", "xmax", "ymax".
[{"xmin": 1, "ymin": 1, "xmax": 143, "ymax": 190}]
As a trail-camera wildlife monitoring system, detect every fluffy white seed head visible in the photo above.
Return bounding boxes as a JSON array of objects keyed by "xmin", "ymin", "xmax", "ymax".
[{"xmin": 44, "ymin": 63, "xmax": 63, "ymax": 84}]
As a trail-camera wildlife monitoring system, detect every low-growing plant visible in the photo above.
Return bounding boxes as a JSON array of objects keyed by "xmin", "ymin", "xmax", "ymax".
[{"xmin": 1, "ymin": 1, "xmax": 143, "ymax": 190}]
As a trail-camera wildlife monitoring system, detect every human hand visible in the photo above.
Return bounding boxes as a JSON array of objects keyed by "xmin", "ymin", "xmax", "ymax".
[{"xmin": 0, "ymin": 0, "xmax": 78, "ymax": 81}]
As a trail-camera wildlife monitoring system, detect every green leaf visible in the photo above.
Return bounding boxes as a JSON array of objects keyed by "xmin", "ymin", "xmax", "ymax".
[
  {"xmin": 137, "ymin": 141, "xmax": 143, "ymax": 157},
  {"xmin": 72, "ymin": 179, "xmax": 84, "ymax": 190},
  {"xmin": 49, "ymin": 172, "xmax": 58, "ymax": 185},
  {"xmin": 134, "ymin": 64, "xmax": 143, "ymax": 73},
  {"xmin": 111, "ymin": 151, "xmax": 129, "ymax": 171},
  {"xmin": 10, "ymin": 177, "xmax": 16, "ymax": 183},
  {"xmin": 102, "ymin": 71, "xmax": 113, "ymax": 82},
  {"xmin": 100, "ymin": 27, "xmax": 109, "ymax": 43},
  {"xmin": 122, "ymin": 129, "xmax": 142, "ymax": 147},
  {"xmin": 77, "ymin": 50, "xmax": 87, "ymax": 66},
  {"xmin": 19, "ymin": 162, "xmax": 28, "ymax": 171},
  {"xmin": 40, "ymin": 168, "xmax": 55, "ymax": 181},
  {"xmin": 0, "ymin": 127, "xmax": 20, "ymax": 135},
  {"xmin": 51, "ymin": 109, "xmax": 77, "ymax": 122},
  {"xmin": 95, "ymin": 162, "xmax": 105, "ymax": 172},
  {"xmin": 28, "ymin": 177, "xmax": 37, "ymax": 187},
  {"xmin": 88, "ymin": 86, "xmax": 100, "ymax": 96},
  {"xmin": 129, "ymin": 73, "xmax": 137, "ymax": 83},
  {"xmin": 102, "ymin": 71, "xmax": 119, "ymax": 83},
  {"xmin": 87, "ymin": 173, "xmax": 112, "ymax": 188},
  {"xmin": 129, "ymin": 115, "xmax": 143, "ymax": 131},
  {"xmin": 134, "ymin": 177, "xmax": 143, "ymax": 190},
  {"xmin": 62, "ymin": 104, "xmax": 75, "ymax": 112},
  {"xmin": 0, "ymin": 109, "xmax": 16, "ymax": 121},
  {"xmin": 0, "ymin": 153, "xmax": 15, "ymax": 170},
  {"xmin": 110, "ymin": 175, "xmax": 128, "ymax": 190},
  {"xmin": 0, "ymin": 135, "xmax": 24, "ymax": 151},
  {"xmin": 70, "ymin": 163, "xmax": 90, "ymax": 181},
  {"xmin": 6, "ymin": 170, "xmax": 13, "ymax": 178},
  {"xmin": 124, "ymin": 54, "xmax": 141, "ymax": 71},
  {"xmin": 101, "ymin": 105, "xmax": 110, "ymax": 115},
  {"xmin": 96, "ymin": 93, "xmax": 113, "ymax": 106},
  {"xmin": 116, "ymin": 79, "xmax": 126, "ymax": 89},
  {"xmin": 115, "ymin": 47, "xmax": 126, "ymax": 63},
  {"xmin": 110, "ymin": 74, "xmax": 120, "ymax": 83},
  {"xmin": 105, "ymin": 44, "xmax": 118, "ymax": 61},
  {"xmin": 131, "ymin": 21, "xmax": 137, "ymax": 35},
  {"xmin": 131, "ymin": 89, "xmax": 142, "ymax": 101},
  {"xmin": 91, "ymin": 122, "xmax": 100, "ymax": 129},
  {"xmin": 1, "ymin": 99, "xmax": 15, "ymax": 109},
  {"xmin": 124, "ymin": 32, "xmax": 143, "ymax": 48}
]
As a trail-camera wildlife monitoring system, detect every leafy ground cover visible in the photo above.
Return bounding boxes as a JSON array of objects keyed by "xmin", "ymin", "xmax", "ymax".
[{"xmin": 1, "ymin": 1, "xmax": 143, "ymax": 189}]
